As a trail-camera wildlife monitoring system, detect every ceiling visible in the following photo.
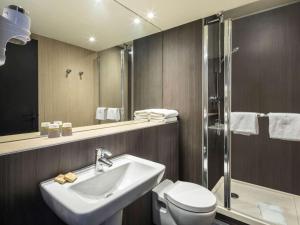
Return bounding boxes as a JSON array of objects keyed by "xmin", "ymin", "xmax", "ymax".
[
  {"xmin": 118, "ymin": 0, "xmax": 259, "ymax": 30},
  {"xmin": 0, "ymin": 0, "xmax": 258, "ymax": 51}
]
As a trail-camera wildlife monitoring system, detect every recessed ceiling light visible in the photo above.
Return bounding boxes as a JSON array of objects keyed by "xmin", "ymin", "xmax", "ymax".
[
  {"xmin": 147, "ymin": 12, "xmax": 155, "ymax": 19},
  {"xmin": 89, "ymin": 36, "xmax": 96, "ymax": 42},
  {"xmin": 133, "ymin": 18, "xmax": 141, "ymax": 24}
]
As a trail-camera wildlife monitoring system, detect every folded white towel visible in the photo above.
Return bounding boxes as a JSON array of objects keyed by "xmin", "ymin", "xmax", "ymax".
[
  {"xmin": 230, "ymin": 112, "xmax": 259, "ymax": 135},
  {"xmin": 268, "ymin": 113, "xmax": 300, "ymax": 141},
  {"xmin": 134, "ymin": 109, "xmax": 152, "ymax": 116},
  {"xmin": 150, "ymin": 109, "xmax": 179, "ymax": 119},
  {"xmin": 96, "ymin": 107, "xmax": 107, "ymax": 120},
  {"xmin": 134, "ymin": 115, "xmax": 149, "ymax": 121},
  {"xmin": 150, "ymin": 117, "xmax": 178, "ymax": 123},
  {"xmin": 107, "ymin": 108, "xmax": 121, "ymax": 121},
  {"xmin": 134, "ymin": 109, "xmax": 179, "ymax": 121},
  {"xmin": 257, "ymin": 202, "xmax": 287, "ymax": 225}
]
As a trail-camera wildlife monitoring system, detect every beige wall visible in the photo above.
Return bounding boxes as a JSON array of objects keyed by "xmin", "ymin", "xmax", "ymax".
[
  {"xmin": 98, "ymin": 47, "xmax": 122, "ymax": 108},
  {"xmin": 34, "ymin": 34, "xmax": 99, "ymax": 127},
  {"xmin": 98, "ymin": 47, "xmax": 129, "ymax": 122}
]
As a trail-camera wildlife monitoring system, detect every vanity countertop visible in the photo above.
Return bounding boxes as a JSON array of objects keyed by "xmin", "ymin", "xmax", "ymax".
[{"xmin": 0, "ymin": 121, "xmax": 177, "ymax": 156}]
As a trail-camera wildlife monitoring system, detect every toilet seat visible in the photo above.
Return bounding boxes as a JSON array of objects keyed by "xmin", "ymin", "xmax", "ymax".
[{"xmin": 164, "ymin": 181, "xmax": 216, "ymax": 213}]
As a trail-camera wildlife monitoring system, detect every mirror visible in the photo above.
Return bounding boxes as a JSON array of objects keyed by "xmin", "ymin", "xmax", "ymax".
[{"xmin": 0, "ymin": 0, "xmax": 160, "ymax": 142}]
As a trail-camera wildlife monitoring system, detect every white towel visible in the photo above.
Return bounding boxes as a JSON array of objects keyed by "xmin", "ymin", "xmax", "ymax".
[
  {"xmin": 134, "ymin": 109, "xmax": 152, "ymax": 116},
  {"xmin": 134, "ymin": 115, "xmax": 149, "ymax": 121},
  {"xmin": 134, "ymin": 109, "xmax": 179, "ymax": 121},
  {"xmin": 230, "ymin": 112, "xmax": 259, "ymax": 135},
  {"xmin": 107, "ymin": 108, "xmax": 121, "ymax": 121},
  {"xmin": 268, "ymin": 113, "xmax": 300, "ymax": 141},
  {"xmin": 96, "ymin": 107, "xmax": 107, "ymax": 120},
  {"xmin": 150, "ymin": 117, "xmax": 178, "ymax": 123},
  {"xmin": 150, "ymin": 109, "xmax": 179, "ymax": 119},
  {"xmin": 257, "ymin": 202, "xmax": 287, "ymax": 225},
  {"xmin": 134, "ymin": 109, "xmax": 151, "ymax": 121}
]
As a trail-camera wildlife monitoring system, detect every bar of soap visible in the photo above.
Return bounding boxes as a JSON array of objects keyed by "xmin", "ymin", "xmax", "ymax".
[
  {"xmin": 64, "ymin": 172, "xmax": 77, "ymax": 183},
  {"xmin": 54, "ymin": 174, "xmax": 66, "ymax": 184}
]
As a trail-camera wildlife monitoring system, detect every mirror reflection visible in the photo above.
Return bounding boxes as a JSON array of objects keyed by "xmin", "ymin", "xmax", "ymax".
[{"xmin": 0, "ymin": 0, "xmax": 160, "ymax": 140}]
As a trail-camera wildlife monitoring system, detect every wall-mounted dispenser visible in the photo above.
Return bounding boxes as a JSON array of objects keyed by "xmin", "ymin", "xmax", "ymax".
[{"xmin": 0, "ymin": 5, "xmax": 31, "ymax": 66}]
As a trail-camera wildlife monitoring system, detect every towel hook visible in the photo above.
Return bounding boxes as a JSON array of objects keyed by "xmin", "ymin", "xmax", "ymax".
[
  {"xmin": 79, "ymin": 71, "xmax": 84, "ymax": 80},
  {"xmin": 66, "ymin": 69, "xmax": 72, "ymax": 78}
]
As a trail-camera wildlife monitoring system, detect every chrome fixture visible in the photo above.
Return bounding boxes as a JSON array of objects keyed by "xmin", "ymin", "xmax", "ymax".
[
  {"xmin": 202, "ymin": 13, "xmax": 233, "ymax": 209},
  {"xmin": 66, "ymin": 69, "xmax": 72, "ymax": 77},
  {"xmin": 95, "ymin": 148, "xmax": 113, "ymax": 171},
  {"xmin": 223, "ymin": 19, "xmax": 233, "ymax": 209},
  {"xmin": 221, "ymin": 47, "xmax": 239, "ymax": 63},
  {"xmin": 257, "ymin": 113, "xmax": 268, "ymax": 117},
  {"xmin": 79, "ymin": 71, "xmax": 84, "ymax": 80},
  {"xmin": 0, "ymin": 5, "xmax": 31, "ymax": 66}
]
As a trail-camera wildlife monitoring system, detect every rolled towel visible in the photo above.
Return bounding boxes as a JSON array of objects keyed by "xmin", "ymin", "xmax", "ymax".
[
  {"xmin": 107, "ymin": 108, "xmax": 121, "ymax": 121},
  {"xmin": 96, "ymin": 107, "xmax": 107, "ymax": 120},
  {"xmin": 230, "ymin": 112, "xmax": 259, "ymax": 135},
  {"xmin": 150, "ymin": 109, "xmax": 179, "ymax": 119},
  {"xmin": 268, "ymin": 113, "xmax": 300, "ymax": 141}
]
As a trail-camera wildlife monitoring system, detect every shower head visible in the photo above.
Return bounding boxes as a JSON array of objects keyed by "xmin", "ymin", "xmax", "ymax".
[
  {"xmin": 221, "ymin": 46, "xmax": 239, "ymax": 63},
  {"xmin": 0, "ymin": 5, "xmax": 31, "ymax": 66}
]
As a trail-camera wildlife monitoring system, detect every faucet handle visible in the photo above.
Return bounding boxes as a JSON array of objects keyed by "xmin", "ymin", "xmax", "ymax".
[{"xmin": 96, "ymin": 148, "xmax": 112, "ymax": 158}]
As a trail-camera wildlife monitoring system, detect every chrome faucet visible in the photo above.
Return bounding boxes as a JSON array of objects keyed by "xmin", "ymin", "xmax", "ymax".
[{"xmin": 95, "ymin": 148, "xmax": 113, "ymax": 171}]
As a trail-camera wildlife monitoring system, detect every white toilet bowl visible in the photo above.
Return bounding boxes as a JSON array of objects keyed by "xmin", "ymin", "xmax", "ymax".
[{"xmin": 152, "ymin": 179, "xmax": 217, "ymax": 225}]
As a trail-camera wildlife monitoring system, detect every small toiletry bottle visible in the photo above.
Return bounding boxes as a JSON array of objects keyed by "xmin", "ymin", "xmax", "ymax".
[
  {"xmin": 62, "ymin": 122, "xmax": 72, "ymax": 136},
  {"xmin": 48, "ymin": 124, "xmax": 60, "ymax": 138},
  {"xmin": 53, "ymin": 121, "xmax": 63, "ymax": 134},
  {"xmin": 40, "ymin": 122, "xmax": 51, "ymax": 136}
]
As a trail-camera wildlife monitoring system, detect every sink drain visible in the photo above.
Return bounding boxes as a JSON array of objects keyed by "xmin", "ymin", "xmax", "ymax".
[
  {"xmin": 231, "ymin": 193, "xmax": 239, "ymax": 199},
  {"xmin": 105, "ymin": 192, "xmax": 113, "ymax": 198}
]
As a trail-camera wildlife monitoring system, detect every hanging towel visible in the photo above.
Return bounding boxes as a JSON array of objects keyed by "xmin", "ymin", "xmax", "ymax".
[
  {"xmin": 96, "ymin": 107, "xmax": 107, "ymax": 120},
  {"xmin": 107, "ymin": 108, "xmax": 121, "ymax": 121},
  {"xmin": 257, "ymin": 202, "xmax": 287, "ymax": 225},
  {"xmin": 268, "ymin": 113, "xmax": 300, "ymax": 141},
  {"xmin": 150, "ymin": 109, "xmax": 179, "ymax": 119},
  {"xmin": 230, "ymin": 112, "xmax": 259, "ymax": 135}
]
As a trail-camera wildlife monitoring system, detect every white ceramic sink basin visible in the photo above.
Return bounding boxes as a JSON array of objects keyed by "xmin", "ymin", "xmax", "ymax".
[{"xmin": 40, "ymin": 154, "xmax": 165, "ymax": 225}]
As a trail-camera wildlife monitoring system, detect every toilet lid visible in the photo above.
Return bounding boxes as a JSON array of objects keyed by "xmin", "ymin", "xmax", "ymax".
[{"xmin": 165, "ymin": 181, "xmax": 216, "ymax": 213}]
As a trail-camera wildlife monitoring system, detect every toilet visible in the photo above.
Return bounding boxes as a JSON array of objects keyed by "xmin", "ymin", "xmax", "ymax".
[{"xmin": 152, "ymin": 179, "xmax": 217, "ymax": 225}]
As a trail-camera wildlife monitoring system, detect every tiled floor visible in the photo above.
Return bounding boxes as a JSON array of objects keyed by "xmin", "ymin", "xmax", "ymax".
[{"xmin": 212, "ymin": 178, "xmax": 300, "ymax": 225}]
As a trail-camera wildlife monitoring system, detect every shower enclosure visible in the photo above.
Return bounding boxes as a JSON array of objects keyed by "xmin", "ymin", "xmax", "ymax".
[
  {"xmin": 202, "ymin": 13, "xmax": 232, "ymax": 208},
  {"xmin": 203, "ymin": 3, "xmax": 300, "ymax": 224}
]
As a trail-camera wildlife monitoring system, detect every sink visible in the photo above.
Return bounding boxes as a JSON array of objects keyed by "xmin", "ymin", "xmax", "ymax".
[{"xmin": 40, "ymin": 154, "xmax": 165, "ymax": 225}]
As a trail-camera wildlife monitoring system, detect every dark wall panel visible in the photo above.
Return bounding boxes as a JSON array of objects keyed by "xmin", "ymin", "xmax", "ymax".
[
  {"xmin": 0, "ymin": 123, "xmax": 179, "ymax": 225},
  {"xmin": 162, "ymin": 20, "xmax": 202, "ymax": 184},
  {"xmin": 133, "ymin": 33, "xmax": 163, "ymax": 110},
  {"xmin": 133, "ymin": 20, "xmax": 203, "ymax": 184},
  {"xmin": 232, "ymin": 3, "xmax": 300, "ymax": 194}
]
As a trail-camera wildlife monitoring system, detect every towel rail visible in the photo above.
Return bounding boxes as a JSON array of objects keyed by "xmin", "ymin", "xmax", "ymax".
[{"xmin": 257, "ymin": 113, "xmax": 268, "ymax": 118}]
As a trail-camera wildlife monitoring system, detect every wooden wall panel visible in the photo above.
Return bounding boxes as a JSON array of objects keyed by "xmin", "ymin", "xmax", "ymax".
[
  {"xmin": 34, "ymin": 34, "xmax": 99, "ymax": 127},
  {"xmin": 0, "ymin": 123, "xmax": 179, "ymax": 225},
  {"xmin": 232, "ymin": 3, "xmax": 300, "ymax": 194},
  {"xmin": 133, "ymin": 33, "xmax": 163, "ymax": 110},
  {"xmin": 99, "ymin": 47, "xmax": 122, "ymax": 108},
  {"xmin": 162, "ymin": 20, "xmax": 202, "ymax": 184}
]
